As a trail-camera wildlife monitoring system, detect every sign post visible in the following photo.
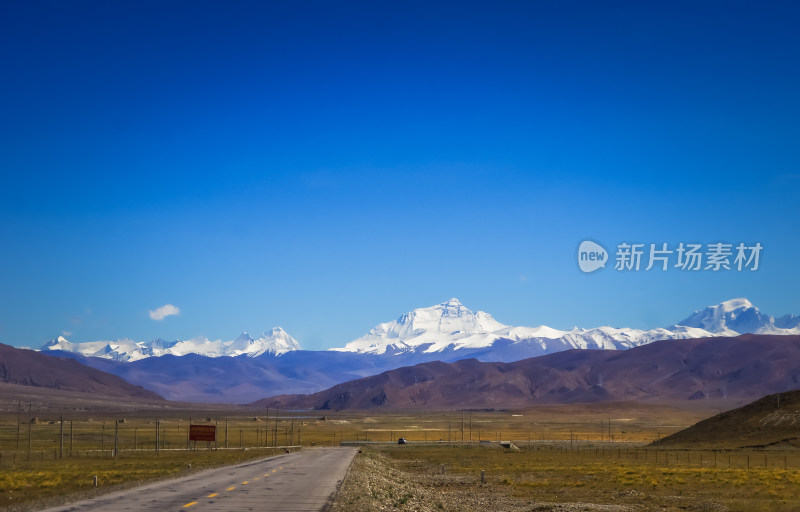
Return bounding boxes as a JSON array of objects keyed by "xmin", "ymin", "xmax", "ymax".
[{"xmin": 189, "ymin": 424, "xmax": 216, "ymax": 449}]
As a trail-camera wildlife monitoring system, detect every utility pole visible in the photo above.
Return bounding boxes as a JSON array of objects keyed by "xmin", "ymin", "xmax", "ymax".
[
  {"xmin": 27, "ymin": 401, "xmax": 32, "ymax": 461},
  {"xmin": 16, "ymin": 400, "xmax": 21, "ymax": 450},
  {"xmin": 59, "ymin": 415, "xmax": 64, "ymax": 459}
]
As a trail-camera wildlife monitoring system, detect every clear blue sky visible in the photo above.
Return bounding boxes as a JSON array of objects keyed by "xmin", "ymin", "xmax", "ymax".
[{"xmin": 1, "ymin": 1, "xmax": 799, "ymax": 350}]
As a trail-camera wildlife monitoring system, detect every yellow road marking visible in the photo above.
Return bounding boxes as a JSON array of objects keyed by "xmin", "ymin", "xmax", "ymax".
[
  {"xmin": 242, "ymin": 481, "xmax": 249, "ymax": 485},
  {"xmin": 183, "ymin": 502, "xmax": 198, "ymax": 508},
  {"xmin": 279, "ymin": 466, "xmax": 283, "ymax": 469},
  {"xmin": 207, "ymin": 493, "xmax": 218, "ymax": 498},
  {"xmin": 253, "ymin": 477, "xmax": 260, "ymax": 481},
  {"xmin": 226, "ymin": 486, "xmax": 236, "ymax": 491},
  {"xmin": 272, "ymin": 469, "xmax": 277, "ymax": 473},
  {"xmin": 264, "ymin": 473, "xmax": 270, "ymax": 477}
]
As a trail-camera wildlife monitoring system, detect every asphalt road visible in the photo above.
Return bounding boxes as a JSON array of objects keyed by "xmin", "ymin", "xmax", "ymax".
[{"xmin": 39, "ymin": 447, "xmax": 358, "ymax": 512}]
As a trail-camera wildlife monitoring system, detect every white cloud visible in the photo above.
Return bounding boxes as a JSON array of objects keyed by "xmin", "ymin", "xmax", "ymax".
[
  {"xmin": 149, "ymin": 304, "xmax": 180, "ymax": 321},
  {"xmin": 61, "ymin": 330, "xmax": 72, "ymax": 336}
]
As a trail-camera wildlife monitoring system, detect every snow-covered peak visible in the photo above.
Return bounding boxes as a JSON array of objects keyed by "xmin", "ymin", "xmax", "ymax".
[
  {"xmin": 41, "ymin": 335, "xmax": 75, "ymax": 351},
  {"xmin": 235, "ymin": 331, "xmax": 252, "ymax": 342},
  {"xmin": 676, "ymin": 298, "xmax": 771, "ymax": 334},
  {"xmin": 333, "ymin": 298, "xmax": 510, "ymax": 354},
  {"xmin": 240, "ymin": 327, "xmax": 301, "ymax": 357},
  {"xmin": 719, "ymin": 298, "xmax": 754, "ymax": 311},
  {"xmin": 332, "ymin": 297, "xmax": 800, "ymax": 356},
  {"xmin": 40, "ymin": 327, "xmax": 301, "ymax": 361},
  {"xmin": 405, "ymin": 298, "xmax": 507, "ymax": 334},
  {"xmin": 39, "ymin": 298, "xmax": 799, "ymax": 363}
]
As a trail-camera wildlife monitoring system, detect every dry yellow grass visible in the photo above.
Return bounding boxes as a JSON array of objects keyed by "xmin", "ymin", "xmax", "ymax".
[
  {"xmin": 331, "ymin": 445, "xmax": 800, "ymax": 512},
  {"xmin": 0, "ymin": 448, "xmax": 291, "ymax": 510},
  {"xmin": 0, "ymin": 401, "xmax": 787, "ymax": 510}
]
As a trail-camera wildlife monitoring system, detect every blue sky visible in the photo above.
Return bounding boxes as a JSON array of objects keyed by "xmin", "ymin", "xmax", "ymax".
[{"xmin": 1, "ymin": 1, "xmax": 799, "ymax": 350}]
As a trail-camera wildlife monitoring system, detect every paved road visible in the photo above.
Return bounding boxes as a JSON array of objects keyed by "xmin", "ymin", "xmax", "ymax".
[{"xmin": 39, "ymin": 447, "xmax": 358, "ymax": 512}]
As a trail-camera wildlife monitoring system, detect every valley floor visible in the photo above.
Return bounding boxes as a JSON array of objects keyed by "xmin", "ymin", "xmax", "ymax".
[{"xmin": 331, "ymin": 445, "xmax": 800, "ymax": 512}]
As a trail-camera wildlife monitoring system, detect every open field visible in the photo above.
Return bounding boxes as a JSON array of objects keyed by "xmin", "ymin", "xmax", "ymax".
[
  {"xmin": 0, "ymin": 399, "xmax": 715, "ymax": 459},
  {"xmin": 332, "ymin": 445, "xmax": 800, "ymax": 512},
  {"xmin": 0, "ymin": 396, "xmax": 795, "ymax": 510}
]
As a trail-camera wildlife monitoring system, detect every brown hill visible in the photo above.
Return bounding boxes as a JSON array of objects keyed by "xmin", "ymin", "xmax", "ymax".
[
  {"xmin": 253, "ymin": 334, "xmax": 800, "ymax": 410},
  {"xmin": 656, "ymin": 390, "xmax": 800, "ymax": 449},
  {"xmin": 0, "ymin": 343, "xmax": 162, "ymax": 400}
]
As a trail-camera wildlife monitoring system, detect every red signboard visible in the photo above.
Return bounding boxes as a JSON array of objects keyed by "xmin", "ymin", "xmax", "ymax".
[{"xmin": 189, "ymin": 424, "xmax": 216, "ymax": 442}]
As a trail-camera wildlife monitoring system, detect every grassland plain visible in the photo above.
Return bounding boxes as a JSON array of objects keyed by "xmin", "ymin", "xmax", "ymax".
[
  {"xmin": 0, "ymin": 399, "xmax": 786, "ymax": 511},
  {"xmin": 0, "ymin": 447, "xmax": 292, "ymax": 511},
  {"xmin": 331, "ymin": 445, "xmax": 800, "ymax": 512}
]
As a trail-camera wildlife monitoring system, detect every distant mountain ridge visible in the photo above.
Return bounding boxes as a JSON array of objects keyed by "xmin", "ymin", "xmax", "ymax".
[
  {"xmin": 32, "ymin": 298, "xmax": 800, "ymax": 403},
  {"xmin": 674, "ymin": 298, "xmax": 800, "ymax": 334},
  {"xmin": 42, "ymin": 327, "xmax": 300, "ymax": 362},
  {"xmin": 39, "ymin": 298, "xmax": 800, "ymax": 364},
  {"xmin": 256, "ymin": 334, "xmax": 800, "ymax": 410},
  {"xmin": 332, "ymin": 297, "xmax": 800, "ymax": 357},
  {"xmin": 0, "ymin": 343, "xmax": 162, "ymax": 400}
]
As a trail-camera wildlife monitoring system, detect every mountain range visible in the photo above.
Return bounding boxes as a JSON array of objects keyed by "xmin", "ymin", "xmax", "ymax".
[
  {"xmin": 0, "ymin": 342, "xmax": 161, "ymax": 400},
  {"xmin": 40, "ymin": 297, "xmax": 800, "ymax": 362},
  {"xmin": 42, "ymin": 327, "xmax": 300, "ymax": 362},
  {"xmin": 255, "ymin": 334, "xmax": 800, "ymax": 410},
  {"xmin": 31, "ymin": 298, "xmax": 800, "ymax": 402}
]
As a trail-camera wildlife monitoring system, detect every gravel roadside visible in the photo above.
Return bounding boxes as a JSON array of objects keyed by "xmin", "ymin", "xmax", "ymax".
[{"xmin": 329, "ymin": 448, "xmax": 639, "ymax": 512}]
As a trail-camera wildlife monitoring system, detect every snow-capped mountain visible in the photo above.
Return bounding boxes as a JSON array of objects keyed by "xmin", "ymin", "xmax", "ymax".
[
  {"xmin": 42, "ymin": 327, "xmax": 300, "ymax": 362},
  {"xmin": 41, "ymin": 297, "xmax": 799, "ymax": 365},
  {"xmin": 334, "ymin": 298, "xmax": 508, "ymax": 355},
  {"xmin": 332, "ymin": 297, "xmax": 799, "ymax": 357},
  {"xmin": 36, "ymin": 297, "xmax": 800, "ymax": 403},
  {"xmin": 676, "ymin": 298, "xmax": 800, "ymax": 335}
]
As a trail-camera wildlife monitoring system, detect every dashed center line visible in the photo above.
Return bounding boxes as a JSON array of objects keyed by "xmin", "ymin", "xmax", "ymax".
[
  {"xmin": 264, "ymin": 473, "xmax": 270, "ymax": 477},
  {"xmin": 207, "ymin": 493, "xmax": 218, "ymax": 498},
  {"xmin": 226, "ymin": 486, "xmax": 236, "ymax": 491},
  {"xmin": 242, "ymin": 481, "xmax": 249, "ymax": 485},
  {"xmin": 182, "ymin": 502, "xmax": 198, "ymax": 508}
]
